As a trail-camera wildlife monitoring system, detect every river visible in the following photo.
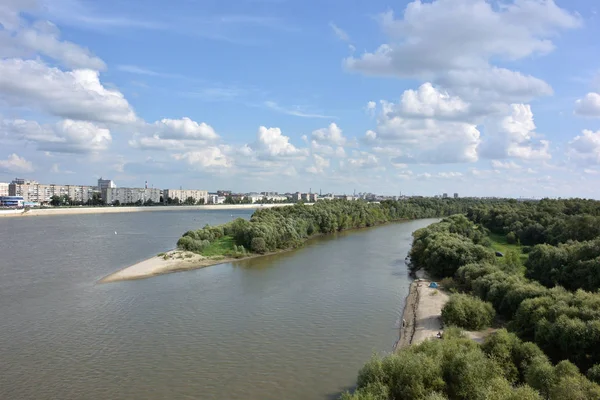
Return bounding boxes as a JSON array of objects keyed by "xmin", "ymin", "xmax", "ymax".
[{"xmin": 0, "ymin": 210, "xmax": 436, "ymax": 400}]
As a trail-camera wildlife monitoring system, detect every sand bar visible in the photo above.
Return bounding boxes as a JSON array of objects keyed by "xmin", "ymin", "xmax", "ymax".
[
  {"xmin": 0, "ymin": 203, "xmax": 304, "ymax": 218},
  {"xmin": 396, "ymin": 274, "xmax": 449, "ymax": 350},
  {"xmin": 99, "ymin": 250, "xmax": 238, "ymax": 283}
]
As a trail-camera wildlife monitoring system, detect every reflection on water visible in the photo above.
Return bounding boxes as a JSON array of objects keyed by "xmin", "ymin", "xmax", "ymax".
[{"xmin": 0, "ymin": 212, "xmax": 436, "ymax": 400}]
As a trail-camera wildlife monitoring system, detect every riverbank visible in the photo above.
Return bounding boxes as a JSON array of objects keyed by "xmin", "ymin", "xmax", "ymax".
[
  {"xmin": 0, "ymin": 203, "xmax": 303, "ymax": 218},
  {"xmin": 396, "ymin": 273, "xmax": 450, "ymax": 350}
]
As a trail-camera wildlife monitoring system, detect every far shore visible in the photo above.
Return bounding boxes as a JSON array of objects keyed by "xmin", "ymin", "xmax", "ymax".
[{"xmin": 0, "ymin": 203, "xmax": 304, "ymax": 218}]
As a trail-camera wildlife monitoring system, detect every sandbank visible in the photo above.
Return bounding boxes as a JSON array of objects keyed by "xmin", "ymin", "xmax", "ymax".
[
  {"xmin": 396, "ymin": 272, "xmax": 450, "ymax": 350},
  {"xmin": 99, "ymin": 250, "xmax": 237, "ymax": 283}
]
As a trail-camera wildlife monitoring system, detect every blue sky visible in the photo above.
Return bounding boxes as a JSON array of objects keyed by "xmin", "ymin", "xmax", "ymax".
[{"xmin": 1, "ymin": 0, "xmax": 600, "ymax": 198}]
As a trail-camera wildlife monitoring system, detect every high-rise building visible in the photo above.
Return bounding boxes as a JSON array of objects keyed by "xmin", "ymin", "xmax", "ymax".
[
  {"xmin": 443, "ymin": 193, "xmax": 448, "ymax": 198},
  {"xmin": 98, "ymin": 178, "xmax": 116, "ymax": 191},
  {"xmin": 0, "ymin": 182, "xmax": 9, "ymax": 197},
  {"xmin": 454, "ymin": 193, "xmax": 459, "ymax": 199}
]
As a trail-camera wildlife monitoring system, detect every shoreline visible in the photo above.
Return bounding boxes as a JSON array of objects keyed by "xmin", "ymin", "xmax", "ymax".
[
  {"xmin": 396, "ymin": 272, "xmax": 449, "ymax": 350},
  {"xmin": 0, "ymin": 203, "xmax": 303, "ymax": 218}
]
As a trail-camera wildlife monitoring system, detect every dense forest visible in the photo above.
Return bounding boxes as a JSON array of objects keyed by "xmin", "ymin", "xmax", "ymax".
[
  {"xmin": 356, "ymin": 198, "xmax": 600, "ymax": 399},
  {"xmin": 177, "ymin": 198, "xmax": 505, "ymax": 256}
]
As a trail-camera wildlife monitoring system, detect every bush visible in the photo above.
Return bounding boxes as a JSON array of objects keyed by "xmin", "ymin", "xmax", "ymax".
[
  {"xmin": 250, "ymin": 237, "xmax": 267, "ymax": 253},
  {"xmin": 507, "ymin": 231, "xmax": 517, "ymax": 244},
  {"xmin": 588, "ymin": 364, "xmax": 600, "ymax": 385},
  {"xmin": 442, "ymin": 294, "xmax": 495, "ymax": 330}
]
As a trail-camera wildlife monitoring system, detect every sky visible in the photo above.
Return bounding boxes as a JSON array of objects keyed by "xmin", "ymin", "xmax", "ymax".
[{"xmin": 1, "ymin": 0, "xmax": 600, "ymax": 198}]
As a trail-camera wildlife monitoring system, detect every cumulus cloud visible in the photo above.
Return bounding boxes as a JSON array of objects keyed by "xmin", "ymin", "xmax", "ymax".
[
  {"xmin": 574, "ymin": 92, "xmax": 600, "ymax": 117},
  {"xmin": 128, "ymin": 118, "xmax": 219, "ymax": 151},
  {"xmin": 306, "ymin": 154, "xmax": 330, "ymax": 174},
  {"xmin": 250, "ymin": 126, "xmax": 308, "ymax": 159},
  {"xmin": 0, "ymin": 153, "xmax": 34, "ymax": 173},
  {"xmin": 480, "ymin": 104, "xmax": 551, "ymax": 161},
  {"xmin": 568, "ymin": 130, "xmax": 600, "ymax": 165},
  {"xmin": 365, "ymin": 88, "xmax": 480, "ymax": 164},
  {"xmin": 0, "ymin": 59, "xmax": 136, "ymax": 124},
  {"xmin": 3, "ymin": 119, "xmax": 111, "ymax": 153},
  {"xmin": 344, "ymin": 0, "xmax": 579, "ymax": 102},
  {"xmin": 173, "ymin": 147, "xmax": 233, "ymax": 169},
  {"xmin": 345, "ymin": 151, "xmax": 380, "ymax": 169},
  {"xmin": 398, "ymin": 82, "xmax": 470, "ymax": 119},
  {"xmin": 311, "ymin": 123, "xmax": 346, "ymax": 146},
  {"xmin": 491, "ymin": 160, "xmax": 522, "ymax": 169}
]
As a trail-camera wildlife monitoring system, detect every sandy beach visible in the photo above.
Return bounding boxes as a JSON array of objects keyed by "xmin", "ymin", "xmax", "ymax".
[
  {"xmin": 0, "ymin": 203, "xmax": 302, "ymax": 218},
  {"xmin": 396, "ymin": 275, "xmax": 450, "ymax": 350},
  {"xmin": 99, "ymin": 250, "xmax": 239, "ymax": 283}
]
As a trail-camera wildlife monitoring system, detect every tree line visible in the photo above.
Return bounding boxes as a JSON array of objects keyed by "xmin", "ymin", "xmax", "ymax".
[{"xmin": 177, "ymin": 198, "xmax": 509, "ymax": 256}]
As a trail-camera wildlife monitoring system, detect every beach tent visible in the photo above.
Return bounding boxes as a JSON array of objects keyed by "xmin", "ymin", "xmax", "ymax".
[{"xmin": 429, "ymin": 282, "xmax": 439, "ymax": 289}]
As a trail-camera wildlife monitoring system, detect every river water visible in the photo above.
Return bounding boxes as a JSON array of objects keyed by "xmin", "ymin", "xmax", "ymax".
[{"xmin": 0, "ymin": 210, "xmax": 435, "ymax": 400}]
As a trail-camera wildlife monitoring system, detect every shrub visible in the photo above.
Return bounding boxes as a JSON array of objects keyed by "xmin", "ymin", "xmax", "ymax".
[
  {"xmin": 507, "ymin": 231, "xmax": 517, "ymax": 244},
  {"xmin": 442, "ymin": 294, "xmax": 495, "ymax": 330}
]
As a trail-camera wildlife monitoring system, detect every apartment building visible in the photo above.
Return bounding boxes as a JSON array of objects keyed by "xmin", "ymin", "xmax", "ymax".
[
  {"xmin": 0, "ymin": 182, "xmax": 8, "ymax": 197},
  {"xmin": 8, "ymin": 179, "xmax": 97, "ymax": 204},
  {"xmin": 163, "ymin": 189, "xmax": 208, "ymax": 204},
  {"xmin": 103, "ymin": 187, "xmax": 161, "ymax": 205}
]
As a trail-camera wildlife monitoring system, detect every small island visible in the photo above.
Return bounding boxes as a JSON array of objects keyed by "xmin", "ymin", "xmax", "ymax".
[{"xmin": 99, "ymin": 198, "xmax": 482, "ymax": 283}]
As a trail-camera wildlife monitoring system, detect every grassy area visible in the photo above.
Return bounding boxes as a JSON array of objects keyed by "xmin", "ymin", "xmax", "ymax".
[
  {"xmin": 199, "ymin": 236, "xmax": 237, "ymax": 257},
  {"xmin": 488, "ymin": 233, "xmax": 528, "ymax": 263}
]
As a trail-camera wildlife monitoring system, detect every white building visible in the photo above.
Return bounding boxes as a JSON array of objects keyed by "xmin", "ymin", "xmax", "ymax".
[
  {"xmin": 0, "ymin": 182, "xmax": 9, "ymax": 197},
  {"xmin": 103, "ymin": 187, "xmax": 161, "ymax": 205},
  {"xmin": 163, "ymin": 189, "xmax": 208, "ymax": 204}
]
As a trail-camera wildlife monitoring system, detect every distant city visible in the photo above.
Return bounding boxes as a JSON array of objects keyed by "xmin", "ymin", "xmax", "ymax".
[{"xmin": 0, "ymin": 177, "xmax": 427, "ymax": 208}]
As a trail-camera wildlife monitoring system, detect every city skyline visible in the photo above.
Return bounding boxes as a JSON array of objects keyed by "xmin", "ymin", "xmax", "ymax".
[{"xmin": 1, "ymin": 0, "xmax": 600, "ymax": 199}]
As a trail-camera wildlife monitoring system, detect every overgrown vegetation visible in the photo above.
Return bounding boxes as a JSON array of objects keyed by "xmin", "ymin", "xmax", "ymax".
[
  {"xmin": 441, "ymin": 294, "xmax": 495, "ymax": 330},
  {"xmin": 177, "ymin": 198, "xmax": 503, "ymax": 258},
  {"xmin": 404, "ymin": 199, "xmax": 600, "ymax": 382},
  {"xmin": 341, "ymin": 329, "xmax": 600, "ymax": 400}
]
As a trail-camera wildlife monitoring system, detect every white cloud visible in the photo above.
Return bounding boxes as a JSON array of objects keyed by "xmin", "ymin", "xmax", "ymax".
[
  {"xmin": 151, "ymin": 118, "xmax": 218, "ymax": 141},
  {"xmin": 480, "ymin": 104, "xmax": 551, "ymax": 161},
  {"xmin": 344, "ymin": 0, "xmax": 579, "ymax": 102},
  {"xmin": 0, "ymin": 153, "xmax": 34, "ymax": 173},
  {"xmin": 306, "ymin": 154, "xmax": 330, "ymax": 174},
  {"xmin": 251, "ymin": 126, "xmax": 308, "ymax": 159},
  {"xmin": 128, "ymin": 118, "xmax": 218, "ymax": 151},
  {"xmin": 574, "ymin": 92, "xmax": 600, "ymax": 117},
  {"xmin": 0, "ymin": 59, "xmax": 136, "ymax": 124},
  {"xmin": 173, "ymin": 147, "xmax": 233, "ymax": 169},
  {"xmin": 399, "ymin": 82, "xmax": 470, "ymax": 119},
  {"xmin": 329, "ymin": 22, "xmax": 350, "ymax": 41},
  {"xmin": 345, "ymin": 151, "xmax": 380, "ymax": 169},
  {"xmin": 568, "ymin": 130, "xmax": 600, "ymax": 165},
  {"xmin": 491, "ymin": 160, "xmax": 522, "ymax": 169},
  {"xmin": 366, "ymin": 93, "xmax": 480, "ymax": 164},
  {"xmin": 15, "ymin": 21, "xmax": 106, "ymax": 70},
  {"xmin": 311, "ymin": 123, "xmax": 346, "ymax": 146},
  {"xmin": 3, "ymin": 119, "xmax": 111, "ymax": 153}
]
